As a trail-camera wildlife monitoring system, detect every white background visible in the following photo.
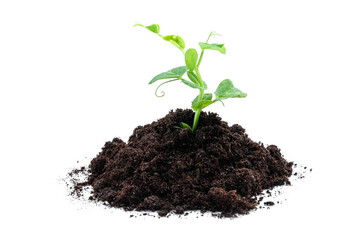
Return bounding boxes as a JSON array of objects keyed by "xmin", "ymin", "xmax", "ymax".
[{"xmin": 1, "ymin": 0, "xmax": 359, "ymax": 239}]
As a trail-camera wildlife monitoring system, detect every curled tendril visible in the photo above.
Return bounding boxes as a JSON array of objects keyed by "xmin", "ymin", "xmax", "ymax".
[{"xmin": 155, "ymin": 79, "xmax": 180, "ymax": 97}]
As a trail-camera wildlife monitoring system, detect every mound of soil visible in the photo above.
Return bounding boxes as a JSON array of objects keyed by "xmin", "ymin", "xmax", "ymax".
[{"xmin": 76, "ymin": 109, "xmax": 293, "ymax": 217}]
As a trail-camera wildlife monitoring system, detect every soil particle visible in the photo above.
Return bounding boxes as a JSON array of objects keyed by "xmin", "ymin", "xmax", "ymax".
[
  {"xmin": 71, "ymin": 109, "xmax": 293, "ymax": 217},
  {"xmin": 264, "ymin": 201, "xmax": 275, "ymax": 206}
]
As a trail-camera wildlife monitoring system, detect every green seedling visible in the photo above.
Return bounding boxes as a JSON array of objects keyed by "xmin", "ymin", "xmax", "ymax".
[{"xmin": 134, "ymin": 23, "xmax": 247, "ymax": 132}]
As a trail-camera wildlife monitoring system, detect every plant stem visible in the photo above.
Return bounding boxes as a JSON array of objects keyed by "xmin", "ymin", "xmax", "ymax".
[
  {"xmin": 195, "ymin": 68, "xmax": 204, "ymax": 96},
  {"xmin": 190, "ymin": 31, "xmax": 218, "ymax": 131},
  {"xmin": 197, "ymin": 50, "xmax": 205, "ymax": 68},
  {"xmin": 192, "ymin": 67, "xmax": 205, "ymax": 132},
  {"xmin": 168, "ymin": 41, "xmax": 185, "ymax": 54},
  {"xmin": 192, "ymin": 109, "xmax": 201, "ymax": 132}
]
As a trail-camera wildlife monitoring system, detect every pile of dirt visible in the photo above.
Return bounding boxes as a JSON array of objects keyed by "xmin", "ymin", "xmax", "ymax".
[{"xmin": 73, "ymin": 109, "xmax": 293, "ymax": 217}]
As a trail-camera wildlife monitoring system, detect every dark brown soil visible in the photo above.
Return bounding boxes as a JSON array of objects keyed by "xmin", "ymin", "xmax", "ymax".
[{"xmin": 72, "ymin": 109, "xmax": 293, "ymax": 217}]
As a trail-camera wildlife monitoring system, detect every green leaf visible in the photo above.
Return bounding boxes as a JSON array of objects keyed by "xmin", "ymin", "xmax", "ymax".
[
  {"xmin": 203, "ymin": 81, "xmax": 208, "ymax": 90},
  {"xmin": 214, "ymin": 79, "xmax": 247, "ymax": 101},
  {"xmin": 134, "ymin": 23, "xmax": 160, "ymax": 34},
  {"xmin": 180, "ymin": 122, "xmax": 192, "ymax": 131},
  {"xmin": 146, "ymin": 24, "xmax": 160, "ymax": 34},
  {"xmin": 149, "ymin": 66, "xmax": 187, "ymax": 84},
  {"xmin": 185, "ymin": 48, "xmax": 198, "ymax": 71},
  {"xmin": 193, "ymin": 93, "xmax": 212, "ymax": 102},
  {"xmin": 192, "ymin": 93, "xmax": 213, "ymax": 111},
  {"xmin": 192, "ymin": 100, "xmax": 213, "ymax": 111},
  {"xmin": 187, "ymin": 71, "xmax": 207, "ymax": 89},
  {"xmin": 199, "ymin": 42, "xmax": 226, "ymax": 54},
  {"xmin": 181, "ymin": 80, "xmax": 202, "ymax": 89},
  {"xmin": 187, "ymin": 71, "xmax": 199, "ymax": 84},
  {"xmin": 163, "ymin": 35, "xmax": 185, "ymax": 49}
]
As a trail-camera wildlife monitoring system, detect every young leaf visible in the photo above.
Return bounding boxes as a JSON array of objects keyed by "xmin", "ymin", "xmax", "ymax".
[
  {"xmin": 203, "ymin": 81, "xmax": 208, "ymax": 90},
  {"xmin": 134, "ymin": 23, "xmax": 160, "ymax": 34},
  {"xmin": 187, "ymin": 71, "xmax": 199, "ymax": 84},
  {"xmin": 187, "ymin": 71, "xmax": 207, "ymax": 89},
  {"xmin": 146, "ymin": 24, "xmax": 160, "ymax": 34},
  {"xmin": 199, "ymin": 42, "xmax": 226, "ymax": 54},
  {"xmin": 149, "ymin": 66, "xmax": 187, "ymax": 84},
  {"xmin": 185, "ymin": 48, "xmax": 198, "ymax": 71},
  {"xmin": 192, "ymin": 93, "xmax": 213, "ymax": 111},
  {"xmin": 214, "ymin": 79, "xmax": 247, "ymax": 101},
  {"xmin": 180, "ymin": 122, "xmax": 193, "ymax": 131},
  {"xmin": 163, "ymin": 35, "xmax": 185, "ymax": 49},
  {"xmin": 181, "ymin": 80, "xmax": 204, "ymax": 90}
]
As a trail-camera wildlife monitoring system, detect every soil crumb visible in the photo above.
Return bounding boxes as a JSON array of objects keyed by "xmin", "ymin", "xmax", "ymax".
[{"xmin": 70, "ymin": 109, "xmax": 293, "ymax": 217}]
